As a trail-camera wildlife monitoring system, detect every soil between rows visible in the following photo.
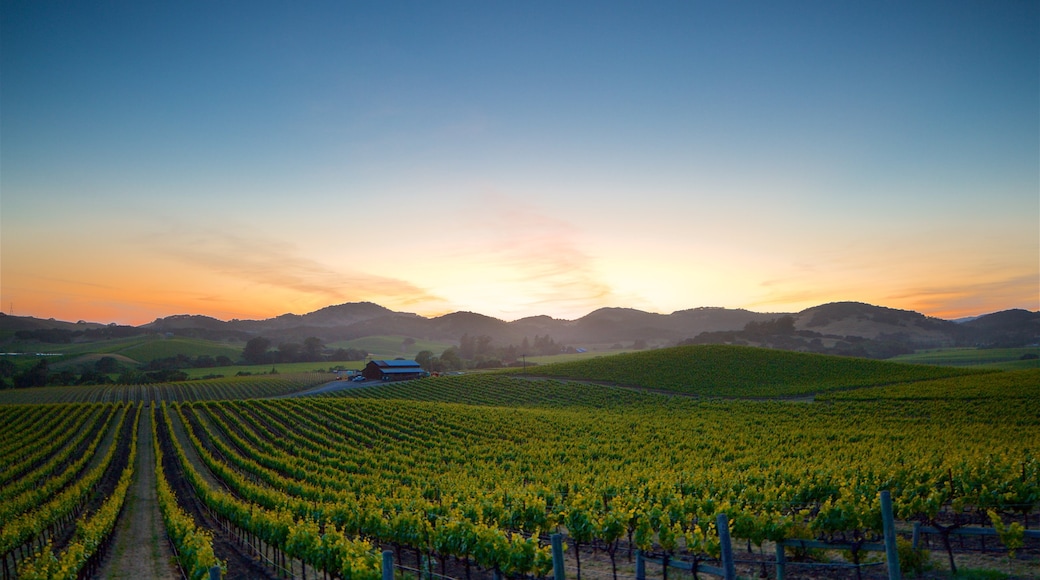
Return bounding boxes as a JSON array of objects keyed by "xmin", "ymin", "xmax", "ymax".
[
  {"xmin": 157, "ymin": 405, "xmax": 279, "ymax": 580},
  {"xmin": 94, "ymin": 407, "xmax": 180, "ymax": 579}
]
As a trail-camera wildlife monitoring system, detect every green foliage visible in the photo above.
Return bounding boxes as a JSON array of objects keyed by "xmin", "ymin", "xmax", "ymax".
[
  {"xmin": 509, "ymin": 345, "xmax": 983, "ymax": 398},
  {"xmin": 897, "ymin": 536, "xmax": 931, "ymax": 577},
  {"xmin": 988, "ymin": 511, "xmax": 1025, "ymax": 558},
  {"xmin": 890, "ymin": 347, "xmax": 1040, "ymax": 370},
  {"xmin": 328, "ymin": 336, "xmax": 454, "ymax": 359},
  {"xmin": 821, "ymin": 369, "xmax": 1040, "ymax": 401},
  {"xmin": 0, "ymin": 372, "xmax": 331, "ymax": 403},
  {"xmin": 119, "ymin": 337, "xmax": 241, "ymax": 362}
]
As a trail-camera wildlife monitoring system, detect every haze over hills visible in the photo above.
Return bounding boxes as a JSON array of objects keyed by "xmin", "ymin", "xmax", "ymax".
[{"xmin": 2, "ymin": 302, "xmax": 1037, "ymax": 358}]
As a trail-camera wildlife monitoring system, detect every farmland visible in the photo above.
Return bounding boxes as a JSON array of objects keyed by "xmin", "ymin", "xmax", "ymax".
[
  {"xmin": 508, "ymin": 345, "xmax": 990, "ymax": 398},
  {"xmin": 1, "ymin": 346, "xmax": 1037, "ymax": 580},
  {"xmin": 888, "ymin": 347, "xmax": 1040, "ymax": 371},
  {"xmin": 0, "ymin": 372, "xmax": 332, "ymax": 404}
]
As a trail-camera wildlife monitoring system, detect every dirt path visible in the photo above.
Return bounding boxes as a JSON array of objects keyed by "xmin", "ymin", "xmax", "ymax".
[{"xmin": 95, "ymin": 406, "xmax": 180, "ymax": 580}]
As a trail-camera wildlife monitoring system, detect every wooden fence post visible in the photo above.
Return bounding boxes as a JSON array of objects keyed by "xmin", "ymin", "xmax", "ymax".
[
  {"xmin": 209, "ymin": 565, "xmax": 221, "ymax": 580},
  {"xmin": 383, "ymin": 550, "xmax": 394, "ymax": 580},
  {"xmin": 881, "ymin": 490, "xmax": 901, "ymax": 580},
  {"xmin": 551, "ymin": 533, "xmax": 565, "ymax": 580},
  {"xmin": 635, "ymin": 550, "xmax": 645, "ymax": 580},
  {"xmin": 716, "ymin": 513, "xmax": 736, "ymax": 580},
  {"xmin": 775, "ymin": 542, "xmax": 786, "ymax": 580}
]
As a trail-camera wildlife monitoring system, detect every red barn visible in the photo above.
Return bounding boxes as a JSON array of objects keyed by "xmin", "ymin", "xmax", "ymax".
[{"xmin": 361, "ymin": 359, "xmax": 427, "ymax": 381}]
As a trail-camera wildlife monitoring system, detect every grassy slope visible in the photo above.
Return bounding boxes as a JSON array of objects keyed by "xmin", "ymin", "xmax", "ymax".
[
  {"xmin": 324, "ymin": 374, "xmax": 665, "ymax": 408},
  {"xmin": 889, "ymin": 346, "xmax": 1040, "ymax": 370},
  {"xmin": 509, "ymin": 344, "xmax": 988, "ymax": 397},
  {"xmin": 820, "ymin": 368, "xmax": 1040, "ymax": 401},
  {"xmin": 116, "ymin": 337, "xmax": 242, "ymax": 361},
  {"xmin": 327, "ymin": 335, "xmax": 454, "ymax": 359},
  {"xmin": 2, "ymin": 335, "xmax": 242, "ymax": 363},
  {"xmin": 181, "ymin": 361, "xmax": 353, "ymax": 379},
  {"xmin": 0, "ymin": 372, "xmax": 331, "ymax": 404}
]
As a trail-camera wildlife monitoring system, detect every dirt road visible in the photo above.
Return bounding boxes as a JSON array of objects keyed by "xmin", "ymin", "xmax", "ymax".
[{"xmin": 95, "ymin": 406, "xmax": 180, "ymax": 579}]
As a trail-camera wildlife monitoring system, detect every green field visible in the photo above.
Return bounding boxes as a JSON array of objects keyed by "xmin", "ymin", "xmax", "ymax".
[
  {"xmin": 819, "ymin": 368, "xmax": 1040, "ymax": 401},
  {"xmin": 2, "ymin": 344, "xmax": 1038, "ymax": 579},
  {"xmin": 524, "ymin": 348, "xmax": 631, "ymax": 365},
  {"xmin": 327, "ymin": 335, "xmax": 454, "ymax": 359},
  {"xmin": 0, "ymin": 371, "xmax": 331, "ymax": 403},
  {"xmin": 181, "ymin": 361, "xmax": 355, "ymax": 379},
  {"xmin": 510, "ymin": 344, "xmax": 989, "ymax": 398},
  {"xmin": 890, "ymin": 346, "xmax": 1040, "ymax": 370},
  {"xmin": 2, "ymin": 335, "xmax": 243, "ymax": 367}
]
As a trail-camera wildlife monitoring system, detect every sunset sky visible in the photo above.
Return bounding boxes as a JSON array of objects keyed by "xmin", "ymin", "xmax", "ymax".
[{"xmin": 2, "ymin": 1, "xmax": 1037, "ymax": 325}]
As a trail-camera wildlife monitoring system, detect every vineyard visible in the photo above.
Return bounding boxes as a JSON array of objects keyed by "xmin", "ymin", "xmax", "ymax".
[
  {"xmin": 0, "ymin": 372, "xmax": 332, "ymax": 405},
  {"xmin": 1, "ymin": 347, "xmax": 1038, "ymax": 579},
  {"xmin": 508, "ymin": 345, "xmax": 990, "ymax": 398}
]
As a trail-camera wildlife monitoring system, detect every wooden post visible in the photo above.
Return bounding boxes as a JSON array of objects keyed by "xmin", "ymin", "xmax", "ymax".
[
  {"xmin": 881, "ymin": 490, "xmax": 901, "ymax": 580},
  {"xmin": 551, "ymin": 533, "xmax": 566, "ymax": 580},
  {"xmin": 912, "ymin": 522, "xmax": 921, "ymax": 550},
  {"xmin": 716, "ymin": 513, "xmax": 736, "ymax": 580},
  {"xmin": 635, "ymin": 550, "xmax": 645, "ymax": 580},
  {"xmin": 209, "ymin": 565, "xmax": 221, "ymax": 580},
  {"xmin": 383, "ymin": 550, "xmax": 394, "ymax": 580},
  {"xmin": 775, "ymin": 542, "xmax": 786, "ymax": 580}
]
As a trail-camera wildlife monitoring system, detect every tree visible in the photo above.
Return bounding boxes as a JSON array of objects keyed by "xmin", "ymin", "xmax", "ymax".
[
  {"xmin": 440, "ymin": 347, "xmax": 462, "ymax": 371},
  {"xmin": 95, "ymin": 356, "xmax": 120, "ymax": 374},
  {"xmin": 243, "ymin": 337, "xmax": 272, "ymax": 364},
  {"xmin": 303, "ymin": 337, "xmax": 325, "ymax": 361},
  {"xmin": 14, "ymin": 358, "xmax": 49, "ymax": 388},
  {"xmin": 0, "ymin": 359, "xmax": 15, "ymax": 379},
  {"xmin": 277, "ymin": 342, "xmax": 301, "ymax": 363},
  {"xmin": 415, "ymin": 350, "xmax": 434, "ymax": 370}
]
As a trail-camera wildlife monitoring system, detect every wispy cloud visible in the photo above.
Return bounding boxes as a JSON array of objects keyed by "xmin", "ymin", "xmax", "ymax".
[
  {"xmin": 450, "ymin": 194, "xmax": 620, "ymax": 318},
  {"xmin": 142, "ymin": 223, "xmax": 447, "ymax": 313},
  {"xmin": 886, "ymin": 273, "xmax": 1039, "ymax": 318}
]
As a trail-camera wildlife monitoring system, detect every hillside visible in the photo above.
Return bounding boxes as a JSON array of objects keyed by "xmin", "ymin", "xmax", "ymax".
[
  {"xmin": 512, "ymin": 344, "xmax": 987, "ymax": 398},
  {"xmin": 3, "ymin": 301, "xmax": 1037, "ymax": 359}
]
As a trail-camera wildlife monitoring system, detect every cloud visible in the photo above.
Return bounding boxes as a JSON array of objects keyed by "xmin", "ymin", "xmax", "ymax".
[
  {"xmin": 450, "ymin": 194, "xmax": 620, "ymax": 318},
  {"xmin": 142, "ymin": 224, "xmax": 447, "ymax": 312},
  {"xmin": 885, "ymin": 273, "xmax": 1039, "ymax": 318}
]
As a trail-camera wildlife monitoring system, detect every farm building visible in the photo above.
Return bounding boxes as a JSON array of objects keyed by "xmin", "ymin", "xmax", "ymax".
[{"xmin": 361, "ymin": 359, "xmax": 428, "ymax": 381}]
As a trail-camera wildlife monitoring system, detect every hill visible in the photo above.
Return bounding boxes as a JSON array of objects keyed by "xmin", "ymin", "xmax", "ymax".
[
  {"xmin": 512, "ymin": 344, "xmax": 987, "ymax": 398},
  {"xmin": 3, "ymin": 301, "xmax": 1037, "ymax": 361}
]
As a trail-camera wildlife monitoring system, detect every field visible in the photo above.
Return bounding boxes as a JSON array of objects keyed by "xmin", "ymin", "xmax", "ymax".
[
  {"xmin": 3, "ymin": 335, "xmax": 242, "ymax": 363},
  {"xmin": 1, "ymin": 346, "xmax": 1037, "ymax": 580},
  {"xmin": 889, "ymin": 347, "xmax": 1040, "ymax": 371},
  {"xmin": 0, "ymin": 372, "xmax": 333, "ymax": 404},
  {"xmin": 180, "ymin": 361, "xmax": 357, "ymax": 379},
  {"xmin": 327, "ymin": 336, "xmax": 455, "ymax": 359},
  {"xmin": 509, "ymin": 345, "xmax": 990, "ymax": 398}
]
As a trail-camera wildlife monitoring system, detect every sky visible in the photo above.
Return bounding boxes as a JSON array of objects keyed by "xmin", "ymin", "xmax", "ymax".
[{"xmin": 2, "ymin": 1, "xmax": 1037, "ymax": 325}]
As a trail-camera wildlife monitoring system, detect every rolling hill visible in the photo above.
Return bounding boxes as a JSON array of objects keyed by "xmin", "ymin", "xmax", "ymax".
[
  {"xmin": 509, "ymin": 344, "xmax": 987, "ymax": 398},
  {"xmin": 2, "ymin": 301, "xmax": 1037, "ymax": 359}
]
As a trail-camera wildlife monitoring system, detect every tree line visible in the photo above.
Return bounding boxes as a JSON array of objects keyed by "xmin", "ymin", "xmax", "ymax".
[
  {"xmin": 0, "ymin": 335, "xmax": 368, "ymax": 389},
  {"xmin": 241, "ymin": 336, "xmax": 367, "ymax": 365},
  {"xmin": 414, "ymin": 333, "xmax": 575, "ymax": 372}
]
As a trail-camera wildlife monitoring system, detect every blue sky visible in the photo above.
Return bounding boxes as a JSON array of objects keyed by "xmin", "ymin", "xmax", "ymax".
[{"xmin": 2, "ymin": 1, "xmax": 1037, "ymax": 324}]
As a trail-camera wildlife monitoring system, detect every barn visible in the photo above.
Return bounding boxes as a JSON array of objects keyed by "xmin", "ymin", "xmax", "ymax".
[{"xmin": 361, "ymin": 359, "xmax": 428, "ymax": 381}]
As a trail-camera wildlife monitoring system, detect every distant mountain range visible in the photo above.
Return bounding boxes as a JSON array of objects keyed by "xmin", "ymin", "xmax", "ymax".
[{"xmin": 2, "ymin": 301, "xmax": 1037, "ymax": 358}]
